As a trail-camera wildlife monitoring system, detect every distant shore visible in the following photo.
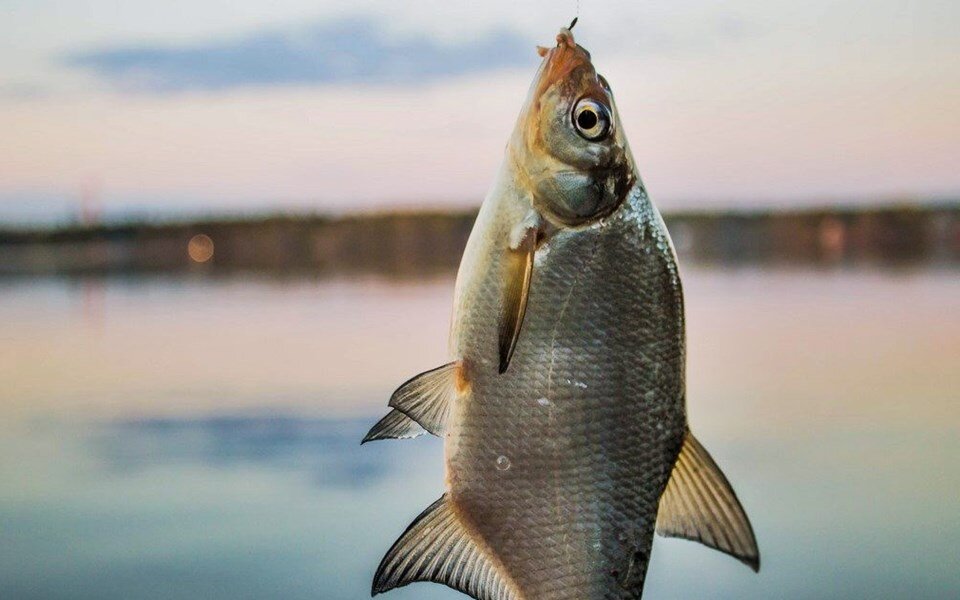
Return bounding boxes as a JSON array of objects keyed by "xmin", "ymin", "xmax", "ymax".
[{"xmin": 1, "ymin": 204, "xmax": 957, "ymax": 277}]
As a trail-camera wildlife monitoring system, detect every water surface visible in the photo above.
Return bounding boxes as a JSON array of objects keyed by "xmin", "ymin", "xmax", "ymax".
[{"xmin": 1, "ymin": 269, "xmax": 957, "ymax": 599}]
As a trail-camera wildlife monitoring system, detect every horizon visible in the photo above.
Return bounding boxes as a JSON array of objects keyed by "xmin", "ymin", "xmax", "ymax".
[{"xmin": 1, "ymin": 194, "xmax": 958, "ymax": 231}]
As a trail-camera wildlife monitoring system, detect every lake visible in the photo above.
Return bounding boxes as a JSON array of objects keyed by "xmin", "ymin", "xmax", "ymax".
[{"xmin": 1, "ymin": 267, "xmax": 958, "ymax": 599}]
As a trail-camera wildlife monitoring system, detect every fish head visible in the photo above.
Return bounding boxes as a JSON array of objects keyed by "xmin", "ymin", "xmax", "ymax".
[{"xmin": 511, "ymin": 25, "xmax": 636, "ymax": 227}]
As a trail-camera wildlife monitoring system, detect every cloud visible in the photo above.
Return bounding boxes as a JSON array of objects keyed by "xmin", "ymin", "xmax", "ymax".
[{"xmin": 64, "ymin": 16, "xmax": 532, "ymax": 92}]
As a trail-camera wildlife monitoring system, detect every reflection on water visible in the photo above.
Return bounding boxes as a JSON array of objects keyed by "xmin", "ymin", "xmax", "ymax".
[
  {"xmin": 96, "ymin": 416, "xmax": 390, "ymax": 489},
  {"xmin": 0, "ymin": 418, "xmax": 445, "ymax": 600},
  {"xmin": 0, "ymin": 270, "xmax": 958, "ymax": 599}
]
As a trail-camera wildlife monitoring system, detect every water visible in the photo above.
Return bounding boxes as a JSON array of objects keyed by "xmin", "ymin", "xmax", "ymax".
[{"xmin": 1, "ymin": 269, "xmax": 958, "ymax": 599}]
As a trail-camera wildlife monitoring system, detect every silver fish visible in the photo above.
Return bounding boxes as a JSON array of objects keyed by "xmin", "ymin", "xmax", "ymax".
[{"xmin": 363, "ymin": 24, "xmax": 759, "ymax": 600}]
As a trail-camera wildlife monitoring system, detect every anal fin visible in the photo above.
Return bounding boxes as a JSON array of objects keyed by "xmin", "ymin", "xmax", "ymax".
[
  {"xmin": 373, "ymin": 495, "xmax": 517, "ymax": 600},
  {"xmin": 361, "ymin": 409, "xmax": 428, "ymax": 444},
  {"xmin": 388, "ymin": 362, "xmax": 460, "ymax": 436},
  {"xmin": 656, "ymin": 431, "xmax": 761, "ymax": 571}
]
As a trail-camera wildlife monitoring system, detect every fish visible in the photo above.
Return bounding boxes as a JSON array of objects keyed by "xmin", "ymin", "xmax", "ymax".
[{"xmin": 362, "ymin": 23, "xmax": 759, "ymax": 600}]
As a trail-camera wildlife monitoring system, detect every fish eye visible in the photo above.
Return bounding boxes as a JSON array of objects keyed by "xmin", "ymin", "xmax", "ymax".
[{"xmin": 572, "ymin": 98, "xmax": 611, "ymax": 141}]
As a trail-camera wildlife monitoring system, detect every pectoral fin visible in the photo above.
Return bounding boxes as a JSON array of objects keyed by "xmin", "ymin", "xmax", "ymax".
[
  {"xmin": 373, "ymin": 495, "xmax": 517, "ymax": 600},
  {"xmin": 498, "ymin": 228, "xmax": 537, "ymax": 374},
  {"xmin": 361, "ymin": 409, "xmax": 428, "ymax": 444},
  {"xmin": 656, "ymin": 431, "xmax": 761, "ymax": 572},
  {"xmin": 388, "ymin": 362, "xmax": 460, "ymax": 436}
]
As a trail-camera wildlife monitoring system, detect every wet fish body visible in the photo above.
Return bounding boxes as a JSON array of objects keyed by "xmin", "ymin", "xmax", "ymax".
[
  {"xmin": 447, "ymin": 188, "xmax": 687, "ymax": 598},
  {"xmin": 364, "ymin": 25, "xmax": 758, "ymax": 600}
]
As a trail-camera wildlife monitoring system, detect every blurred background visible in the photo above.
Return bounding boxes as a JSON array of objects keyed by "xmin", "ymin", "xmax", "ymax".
[{"xmin": 1, "ymin": 1, "xmax": 958, "ymax": 599}]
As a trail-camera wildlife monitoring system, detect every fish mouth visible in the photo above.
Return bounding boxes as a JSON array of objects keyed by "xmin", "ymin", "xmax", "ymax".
[{"xmin": 532, "ymin": 26, "xmax": 598, "ymax": 102}]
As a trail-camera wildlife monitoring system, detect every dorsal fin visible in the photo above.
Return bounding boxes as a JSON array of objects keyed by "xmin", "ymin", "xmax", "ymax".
[
  {"xmin": 656, "ymin": 431, "xmax": 760, "ymax": 571},
  {"xmin": 388, "ymin": 362, "xmax": 459, "ymax": 436},
  {"xmin": 498, "ymin": 227, "xmax": 537, "ymax": 374},
  {"xmin": 361, "ymin": 409, "xmax": 428, "ymax": 444},
  {"xmin": 373, "ymin": 495, "xmax": 518, "ymax": 600}
]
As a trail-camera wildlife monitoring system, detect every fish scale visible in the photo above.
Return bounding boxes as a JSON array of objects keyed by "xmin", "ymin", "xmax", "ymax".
[
  {"xmin": 447, "ymin": 188, "xmax": 687, "ymax": 599},
  {"xmin": 367, "ymin": 24, "xmax": 758, "ymax": 600}
]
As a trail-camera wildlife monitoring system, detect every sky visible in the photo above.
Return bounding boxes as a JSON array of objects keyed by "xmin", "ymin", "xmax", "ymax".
[{"xmin": 0, "ymin": 0, "xmax": 957, "ymax": 224}]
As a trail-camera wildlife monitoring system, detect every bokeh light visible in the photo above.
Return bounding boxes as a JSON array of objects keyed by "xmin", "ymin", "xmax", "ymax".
[{"xmin": 187, "ymin": 234, "xmax": 215, "ymax": 263}]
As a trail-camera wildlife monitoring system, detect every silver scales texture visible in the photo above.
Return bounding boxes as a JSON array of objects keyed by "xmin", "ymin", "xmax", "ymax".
[{"xmin": 447, "ymin": 184, "xmax": 688, "ymax": 599}]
